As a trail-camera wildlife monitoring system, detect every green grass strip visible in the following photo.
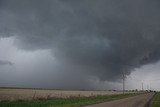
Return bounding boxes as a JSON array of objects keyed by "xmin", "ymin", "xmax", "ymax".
[
  {"xmin": 0, "ymin": 93, "xmax": 143, "ymax": 107},
  {"xmin": 151, "ymin": 92, "xmax": 160, "ymax": 107}
]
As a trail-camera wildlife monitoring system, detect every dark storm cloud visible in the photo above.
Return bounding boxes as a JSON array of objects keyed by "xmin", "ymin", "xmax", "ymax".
[
  {"xmin": 0, "ymin": 0, "xmax": 160, "ymax": 82},
  {"xmin": 0, "ymin": 60, "xmax": 13, "ymax": 66}
]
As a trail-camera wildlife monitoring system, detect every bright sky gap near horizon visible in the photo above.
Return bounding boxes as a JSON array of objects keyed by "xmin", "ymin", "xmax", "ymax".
[{"xmin": 1, "ymin": 0, "xmax": 160, "ymax": 91}]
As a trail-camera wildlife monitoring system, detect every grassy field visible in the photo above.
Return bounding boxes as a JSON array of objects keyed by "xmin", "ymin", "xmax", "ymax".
[
  {"xmin": 0, "ymin": 93, "xmax": 143, "ymax": 107},
  {"xmin": 0, "ymin": 88, "xmax": 129, "ymax": 101},
  {"xmin": 151, "ymin": 92, "xmax": 160, "ymax": 107}
]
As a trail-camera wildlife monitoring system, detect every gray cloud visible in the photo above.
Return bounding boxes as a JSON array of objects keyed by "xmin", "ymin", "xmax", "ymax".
[
  {"xmin": 0, "ymin": 60, "xmax": 13, "ymax": 66},
  {"xmin": 0, "ymin": 0, "xmax": 160, "ymax": 87}
]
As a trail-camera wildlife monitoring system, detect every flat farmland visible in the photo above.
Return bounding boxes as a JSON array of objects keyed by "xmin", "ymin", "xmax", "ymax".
[{"xmin": 0, "ymin": 88, "xmax": 125, "ymax": 101}]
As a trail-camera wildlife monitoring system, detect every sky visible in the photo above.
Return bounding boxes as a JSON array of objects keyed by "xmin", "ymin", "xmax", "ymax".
[{"xmin": 0, "ymin": 0, "xmax": 160, "ymax": 91}]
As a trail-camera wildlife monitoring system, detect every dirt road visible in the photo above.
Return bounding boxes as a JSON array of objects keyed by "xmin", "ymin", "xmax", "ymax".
[{"xmin": 85, "ymin": 93, "xmax": 155, "ymax": 107}]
